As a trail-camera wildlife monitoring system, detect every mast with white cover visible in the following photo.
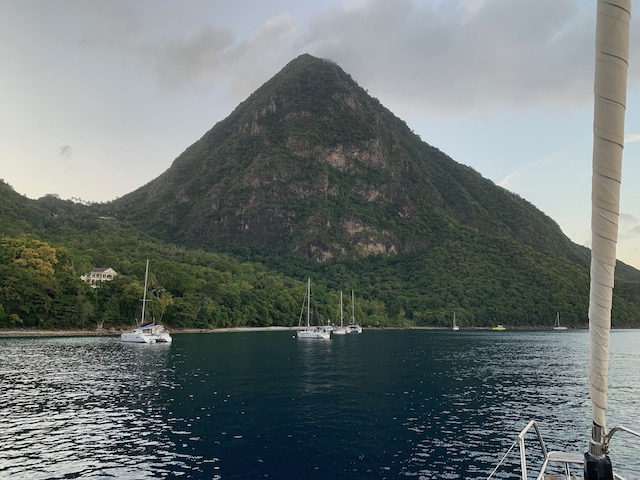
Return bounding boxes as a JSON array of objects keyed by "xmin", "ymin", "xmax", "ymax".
[{"xmin": 586, "ymin": 0, "xmax": 631, "ymax": 476}]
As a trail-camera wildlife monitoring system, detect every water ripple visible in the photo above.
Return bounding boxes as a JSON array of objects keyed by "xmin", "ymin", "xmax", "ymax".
[
  {"xmin": 1, "ymin": 330, "xmax": 639, "ymax": 479},
  {"xmin": 0, "ymin": 337, "xmax": 210, "ymax": 479}
]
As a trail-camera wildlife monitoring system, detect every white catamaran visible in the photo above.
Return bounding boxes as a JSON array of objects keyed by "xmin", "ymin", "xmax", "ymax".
[
  {"xmin": 120, "ymin": 260, "xmax": 172, "ymax": 344},
  {"xmin": 489, "ymin": 1, "xmax": 639, "ymax": 479},
  {"xmin": 297, "ymin": 278, "xmax": 331, "ymax": 339}
]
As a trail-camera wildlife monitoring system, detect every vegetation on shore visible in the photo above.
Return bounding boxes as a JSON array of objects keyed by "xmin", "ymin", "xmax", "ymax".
[{"xmin": 1, "ymin": 214, "xmax": 639, "ymax": 332}]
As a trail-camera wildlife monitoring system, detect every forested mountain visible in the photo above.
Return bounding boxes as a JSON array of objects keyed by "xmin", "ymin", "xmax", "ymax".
[
  {"xmin": 101, "ymin": 54, "xmax": 584, "ymax": 263},
  {"xmin": 2, "ymin": 54, "xmax": 640, "ymax": 330}
]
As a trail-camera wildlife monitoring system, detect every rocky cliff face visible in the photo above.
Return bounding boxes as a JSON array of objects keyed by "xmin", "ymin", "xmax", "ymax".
[{"xmin": 103, "ymin": 54, "xmax": 574, "ymax": 262}]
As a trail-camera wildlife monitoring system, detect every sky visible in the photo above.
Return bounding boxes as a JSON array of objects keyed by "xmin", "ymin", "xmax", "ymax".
[{"xmin": 1, "ymin": 0, "xmax": 639, "ymax": 268}]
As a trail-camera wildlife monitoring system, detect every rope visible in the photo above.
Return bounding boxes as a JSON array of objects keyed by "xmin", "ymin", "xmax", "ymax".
[{"xmin": 487, "ymin": 438, "xmax": 519, "ymax": 480}]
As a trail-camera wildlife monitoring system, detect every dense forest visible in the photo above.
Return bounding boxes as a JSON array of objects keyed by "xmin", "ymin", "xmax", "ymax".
[
  {"xmin": 1, "ymin": 186, "xmax": 640, "ymax": 331},
  {"xmin": 0, "ymin": 216, "xmax": 388, "ymax": 331},
  {"xmin": 2, "ymin": 55, "xmax": 640, "ymax": 331}
]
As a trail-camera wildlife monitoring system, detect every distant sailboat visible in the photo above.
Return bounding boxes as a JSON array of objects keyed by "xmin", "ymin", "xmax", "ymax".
[
  {"xmin": 297, "ymin": 278, "xmax": 331, "ymax": 339},
  {"xmin": 553, "ymin": 312, "xmax": 567, "ymax": 330},
  {"xmin": 347, "ymin": 290, "xmax": 363, "ymax": 334},
  {"xmin": 452, "ymin": 312, "xmax": 460, "ymax": 331},
  {"xmin": 332, "ymin": 291, "xmax": 347, "ymax": 335}
]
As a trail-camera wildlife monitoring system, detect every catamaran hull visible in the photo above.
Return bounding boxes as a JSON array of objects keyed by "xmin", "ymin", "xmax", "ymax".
[
  {"xmin": 154, "ymin": 333, "xmax": 172, "ymax": 343},
  {"xmin": 120, "ymin": 332, "xmax": 156, "ymax": 344},
  {"xmin": 297, "ymin": 329, "xmax": 330, "ymax": 339},
  {"xmin": 120, "ymin": 325, "xmax": 173, "ymax": 344}
]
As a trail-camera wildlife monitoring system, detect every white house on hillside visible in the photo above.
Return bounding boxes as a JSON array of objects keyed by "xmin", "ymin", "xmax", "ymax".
[{"xmin": 81, "ymin": 267, "xmax": 118, "ymax": 287}]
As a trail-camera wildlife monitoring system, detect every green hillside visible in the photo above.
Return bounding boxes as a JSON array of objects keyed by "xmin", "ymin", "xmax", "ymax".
[{"xmin": 1, "ymin": 54, "xmax": 640, "ymax": 330}]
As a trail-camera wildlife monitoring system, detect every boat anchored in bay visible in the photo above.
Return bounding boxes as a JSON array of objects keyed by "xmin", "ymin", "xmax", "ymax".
[
  {"xmin": 297, "ymin": 278, "xmax": 331, "ymax": 339},
  {"xmin": 120, "ymin": 260, "xmax": 172, "ymax": 344},
  {"xmin": 332, "ymin": 291, "xmax": 347, "ymax": 335},
  {"xmin": 346, "ymin": 290, "xmax": 362, "ymax": 334},
  {"xmin": 553, "ymin": 312, "xmax": 567, "ymax": 330}
]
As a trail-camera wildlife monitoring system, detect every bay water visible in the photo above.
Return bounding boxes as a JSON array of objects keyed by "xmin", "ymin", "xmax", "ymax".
[{"xmin": 1, "ymin": 329, "xmax": 639, "ymax": 479}]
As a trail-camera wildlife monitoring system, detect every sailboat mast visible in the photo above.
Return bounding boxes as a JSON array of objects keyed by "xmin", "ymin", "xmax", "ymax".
[
  {"xmin": 340, "ymin": 291, "xmax": 344, "ymax": 327},
  {"xmin": 587, "ymin": 0, "xmax": 631, "ymax": 472},
  {"xmin": 307, "ymin": 278, "xmax": 311, "ymax": 328},
  {"xmin": 140, "ymin": 259, "xmax": 149, "ymax": 325},
  {"xmin": 351, "ymin": 290, "xmax": 355, "ymax": 322}
]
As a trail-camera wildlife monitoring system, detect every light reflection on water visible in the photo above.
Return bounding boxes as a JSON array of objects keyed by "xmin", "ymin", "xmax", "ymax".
[
  {"xmin": 0, "ymin": 330, "xmax": 639, "ymax": 479},
  {"xmin": 0, "ymin": 338, "xmax": 198, "ymax": 479}
]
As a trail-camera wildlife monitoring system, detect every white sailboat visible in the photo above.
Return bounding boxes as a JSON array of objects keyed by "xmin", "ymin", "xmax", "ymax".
[
  {"xmin": 347, "ymin": 290, "xmax": 363, "ymax": 334},
  {"xmin": 553, "ymin": 312, "xmax": 567, "ymax": 330},
  {"xmin": 332, "ymin": 291, "xmax": 347, "ymax": 335},
  {"xmin": 489, "ymin": 2, "xmax": 639, "ymax": 478},
  {"xmin": 297, "ymin": 278, "xmax": 331, "ymax": 339},
  {"xmin": 120, "ymin": 260, "xmax": 172, "ymax": 344},
  {"xmin": 452, "ymin": 312, "xmax": 460, "ymax": 331}
]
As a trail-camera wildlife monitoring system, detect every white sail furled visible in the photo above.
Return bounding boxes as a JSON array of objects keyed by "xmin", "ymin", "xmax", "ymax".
[{"xmin": 589, "ymin": 0, "xmax": 631, "ymax": 432}]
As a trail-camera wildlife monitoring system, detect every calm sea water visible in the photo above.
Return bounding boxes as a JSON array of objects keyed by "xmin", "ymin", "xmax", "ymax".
[{"xmin": 1, "ymin": 329, "xmax": 639, "ymax": 479}]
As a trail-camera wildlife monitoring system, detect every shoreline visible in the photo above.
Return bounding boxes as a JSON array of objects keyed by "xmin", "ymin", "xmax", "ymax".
[
  {"xmin": 0, "ymin": 325, "xmax": 594, "ymax": 338},
  {"xmin": 0, "ymin": 326, "xmax": 457, "ymax": 337},
  {"xmin": 0, "ymin": 326, "xmax": 301, "ymax": 337}
]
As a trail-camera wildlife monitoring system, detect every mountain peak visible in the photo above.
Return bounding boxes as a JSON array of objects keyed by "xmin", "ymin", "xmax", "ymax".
[
  {"xmin": 104, "ymin": 55, "xmax": 574, "ymax": 264},
  {"xmin": 282, "ymin": 53, "xmax": 336, "ymax": 69}
]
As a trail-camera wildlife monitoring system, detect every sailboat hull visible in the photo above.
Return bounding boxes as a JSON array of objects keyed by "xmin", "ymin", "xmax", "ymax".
[
  {"xmin": 297, "ymin": 328, "xmax": 331, "ymax": 339},
  {"xmin": 120, "ymin": 260, "xmax": 173, "ymax": 345},
  {"xmin": 120, "ymin": 324, "xmax": 173, "ymax": 344},
  {"xmin": 120, "ymin": 331, "xmax": 156, "ymax": 344}
]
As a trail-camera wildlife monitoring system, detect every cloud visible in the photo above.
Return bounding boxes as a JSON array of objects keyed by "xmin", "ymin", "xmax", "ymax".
[
  {"xmin": 149, "ymin": 13, "xmax": 299, "ymax": 94},
  {"xmin": 76, "ymin": 1, "xmax": 142, "ymax": 50},
  {"xmin": 625, "ymin": 133, "xmax": 640, "ymax": 144},
  {"xmin": 58, "ymin": 145, "xmax": 72, "ymax": 158},
  {"xmin": 152, "ymin": 24, "xmax": 236, "ymax": 90},
  {"xmin": 630, "ymin": 224, "xmax": 640, "ymax": 237},
  {"xmin": 300, "ymin": 0, "xmax": 634, "ymax": 115},
  {"xmin": 620, "ymin": 212, "xmax": 640, "ymax": 240},
  {"xmin": 497, "ymin": 171, "xmax": 518, "ymax": 189},
  {"xmin": 226, "ymin": 13, "xmax": 300, "ymax": 97},
  {"xmin": 496, "ymin": 155, "xmax": 548, "ymax": 189},
  {"xmin": 70, "ymin": 0, "xmax": 639, "ymax": 115}
]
